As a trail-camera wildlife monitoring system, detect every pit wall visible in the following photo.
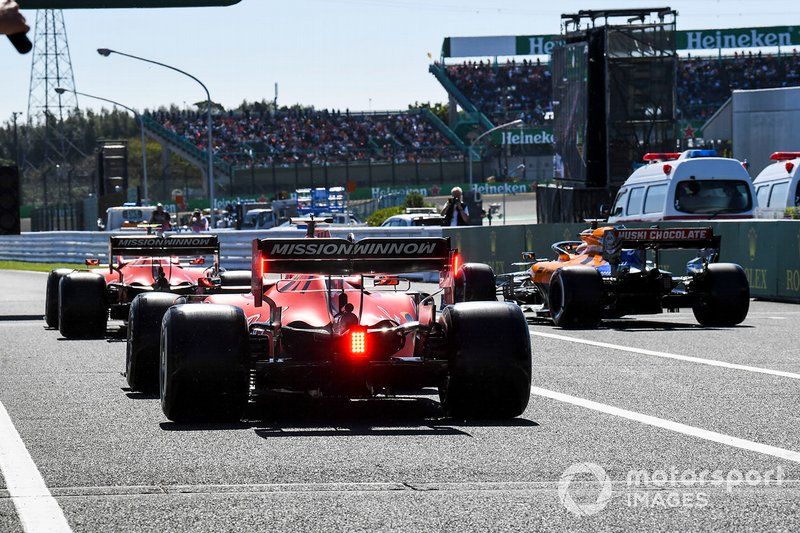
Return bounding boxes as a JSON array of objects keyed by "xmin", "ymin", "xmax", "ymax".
[{"xmin": 445, "ymin": 220, "xmax": 800, "ymax": 302}]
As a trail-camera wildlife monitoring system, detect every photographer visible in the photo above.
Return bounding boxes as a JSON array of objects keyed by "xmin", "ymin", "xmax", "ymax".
[
  {"xmin": 149, "ymin": 203, "xmax": 173, "ymax": 231},
  {"xmin": 441, "ymin": 186, "xmax": 469, "ymax": 226}
]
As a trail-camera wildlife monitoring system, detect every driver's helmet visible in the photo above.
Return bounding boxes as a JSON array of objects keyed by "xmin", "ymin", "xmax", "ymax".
[{"xmin": 576, "ymin": 227, "xmax": 611, "ymax": 255}]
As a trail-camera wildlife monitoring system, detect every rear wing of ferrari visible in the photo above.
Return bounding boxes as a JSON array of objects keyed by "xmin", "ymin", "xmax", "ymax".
[
  {"xmin": 251, "ymin": 236, "xmax": 452, "ymax": 304},
  {"xmin": 109, "ymin": 235, "xmax": 220, "ymax": 265}
]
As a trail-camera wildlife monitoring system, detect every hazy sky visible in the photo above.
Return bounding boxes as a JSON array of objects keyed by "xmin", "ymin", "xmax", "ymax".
[{"xmin": 1, "ymin": 0, "xmax": 798, "ymax": 122}]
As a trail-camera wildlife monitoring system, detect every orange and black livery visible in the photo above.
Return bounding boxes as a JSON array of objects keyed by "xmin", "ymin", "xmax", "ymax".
[{"xmin": 499, "ymin": 225, "xmax": 750, "ymax": 328}]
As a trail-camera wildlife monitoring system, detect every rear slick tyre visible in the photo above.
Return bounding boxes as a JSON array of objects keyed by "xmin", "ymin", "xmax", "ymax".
[
  {"xmin": 45, "ymin": 268, "xmax": 73, "ymax": 328},
  {"xmin": 160, "ymin": 304, "xmax": 249, "ymax": 423},
  {"xmin": 58, "ymin": 272, "xmax": 107, "ymax": 338},
  {"xmin": 692, "ymin": 263, "xmax": 750, "ymax": 327},
  {"xmin": 126, "ymin": 292, "xmax": 179, "ymax": 392},
  {"xmin": 549, "ymin": 267, "xmax": 603, "ymax": 329},
  {"xmin": 439, "ymin": 302, "xmax": 531, "ymax": 419},
  {"xmin": 454, "ymin": 263, "xmax": 497, "ymax": 302}
]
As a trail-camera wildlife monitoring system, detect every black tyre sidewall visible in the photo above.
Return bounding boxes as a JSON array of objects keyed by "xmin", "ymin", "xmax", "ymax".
[
  {"xmin": 549, "ymin": 267, "xmax": 603, "ymax": 328},
  {"xmin": 58, "ymin": 272, "xmax": 107, "ymax": 338},
  {"xmin": 45, "ymin": 268, "xmax": 73, "ymax": 328},
  {"xmin": 219, "ymin": 270, "xmax": 252, "ymax": 287},
  {"xmin": 440, "ymin": 301, "xmax": 532, "ymax": 419},
  {"xmin": 160, "ymin": 304, "xmax": 249, "ymax": 422},
  {"xmin": 692, "ymin": 263, "xmax": 750, "ymax": 327},
  {"xmin": 455, "ymin": 263, "xmax": 497, "ymax": 302},
  {"xmin": 126, "ymin": 292, "xmax": 179, "ymax": 392}
]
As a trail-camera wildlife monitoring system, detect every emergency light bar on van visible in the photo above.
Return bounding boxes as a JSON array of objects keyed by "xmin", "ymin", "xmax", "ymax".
[
  {"xmin": 770, "ymin": 152, "xmax": 800, "ymax": 161},
  {"xmin": 643, "ymin": 153, "xmax": 680, "ymax": 162},
  {"xmin": 686, "ymin": 149, "xmax": 717, "ymax": 158}
]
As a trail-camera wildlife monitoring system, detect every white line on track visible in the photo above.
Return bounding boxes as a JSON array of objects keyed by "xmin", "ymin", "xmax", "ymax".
[
  {"xmin": 531, "ymin": 387, "xmax": 800, "ymax": 464},
  {"xmin": 0, "ymin": 401, "xmax": 71, "ymax": 533},
  {"xmin": 530, "ymin": 329, "xmax": 800, "ymax": 380}
]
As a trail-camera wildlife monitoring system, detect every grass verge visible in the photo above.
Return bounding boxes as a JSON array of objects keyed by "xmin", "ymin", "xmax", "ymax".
[{"xmin": 0, "ymin": 260, "xmax": 82, "ymax": 272}]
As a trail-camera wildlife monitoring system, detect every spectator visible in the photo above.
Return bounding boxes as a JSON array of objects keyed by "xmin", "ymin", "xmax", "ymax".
[
  {"xmin": 441, "ymin": 186, "xmax": 469, "ymax": 226},
  {"xmin": 149, "ymin": 203, "xmax": 172, "ymax": 230},
  {"xmin": 190, "ymin": 209, "xmax": 209, "ymax": 233},
  {"xmin": 152, "ymin": 107, "xmax": 462, "ymax": 167}
]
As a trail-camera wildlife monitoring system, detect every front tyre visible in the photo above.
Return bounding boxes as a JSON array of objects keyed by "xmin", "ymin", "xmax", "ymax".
[
  {"xmin": 126, "ymin": 292, "xmax": 179, "ymax": 392},
  {"xmin": 58, "ymin": 272, "xmax": 107, "ymax": 338},
  {"xmin": 439, "ymin": 302, "xmax": 531, "ymax": 419},
  {"xmin": 692, "ymin": 263, "xmax": 750, "ymax": 327},
  {"xmin": 45, "ymin": 268, "xmax": 73, "ymax": 328},
  {"xmin": 160, "ymin": 304, "xmax": 249, "ymax": 423}
]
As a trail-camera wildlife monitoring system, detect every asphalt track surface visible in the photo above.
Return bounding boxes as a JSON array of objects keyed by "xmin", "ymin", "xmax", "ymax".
[{"xmin": 2, "ymin": 270, "xmax": 800, "ymax": 531}]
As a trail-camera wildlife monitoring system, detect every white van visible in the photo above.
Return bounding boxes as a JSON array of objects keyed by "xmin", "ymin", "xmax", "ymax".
[
  {"xmin": 608, "ymin": 150, "xmax": 755, "ymax": 223},
  {"xmin": 752, "ymin": 152, "xmax": 800, "ymax": 217},
  {"xmin": 104, "ymin": 205, "xmax": 157, "ymax": 231}
]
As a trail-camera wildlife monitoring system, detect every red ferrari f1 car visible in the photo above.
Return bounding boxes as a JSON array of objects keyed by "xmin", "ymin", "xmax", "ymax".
[
  {"xmin": 499, "ymin": 226, "xmax": 750, "ymax": 328},
  {"xmin": 45, "ymin": 235, "xmax": 251, "ymax": 342},
  {"xmin": 125, "ymin": 234, "xmax": 532, "ymax": 422}
]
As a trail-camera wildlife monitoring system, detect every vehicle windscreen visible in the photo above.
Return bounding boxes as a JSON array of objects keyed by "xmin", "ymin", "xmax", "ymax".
[
  {"xmin": 674, "ymin": 180, "xmax": 752, "ymax": 214},
  {"xmin": 107, "ymin": 208, "xmax": 155, "ymax": 230},
  {"xmin": 413, "ymin": 217, "xmax": 445, "ymax": 226},
  {"xmin": 241, "ymin": 212, "xmax": 259, "ymax": 229}
]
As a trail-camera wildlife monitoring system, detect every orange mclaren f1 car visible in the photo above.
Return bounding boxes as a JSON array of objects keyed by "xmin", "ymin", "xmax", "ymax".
[{"xmin": 498, "ymin": 225, "xmax": 750, "ymax": 328}]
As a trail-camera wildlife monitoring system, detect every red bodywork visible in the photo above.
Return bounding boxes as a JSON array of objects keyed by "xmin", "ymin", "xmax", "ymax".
[
  {"xmin": 206, "ymin": 274, "xmax": 427, "ymax": 358},
  {"xmin": 93, "ymin": 257, "xmax": 208, "ymax": 290}
]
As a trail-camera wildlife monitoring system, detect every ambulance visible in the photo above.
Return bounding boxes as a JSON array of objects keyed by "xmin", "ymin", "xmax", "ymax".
[
  {"xmin": 608, "ymin": 150, "xmax": 756, "ymax": 223},
  {"xmin": 752, "ymin": 152, "xmax": 800, "ymax": 216}
]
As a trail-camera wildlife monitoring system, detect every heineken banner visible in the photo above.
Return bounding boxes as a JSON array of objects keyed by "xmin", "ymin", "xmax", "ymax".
[
  {"xmin": 491, "ymin": 127, "xmax": 554, "ymax": 146},
  {"xmin": 677, "ymin": 26, "xmax": 800, "ymax": 50},
  {"xmin": 349, "ymin": 182, "xmax": 536, "ymax": 201},
  {"xmin": 442, "ymin": 26, "xmax": 800, "ymax": 58}
]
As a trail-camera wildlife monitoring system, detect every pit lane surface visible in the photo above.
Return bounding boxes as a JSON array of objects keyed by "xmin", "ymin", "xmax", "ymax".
[{"xmin": 1, "ymin": 270, "xmax": 800, "ymax": 532}]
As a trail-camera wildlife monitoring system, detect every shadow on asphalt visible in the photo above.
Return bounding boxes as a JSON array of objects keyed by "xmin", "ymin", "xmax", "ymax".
[
  {"xmin": 157, "ymin": 397, "xmax": 539, "ymax": 437},
  {"xmin": 527, "ymin": 316, "xmax": 754, "ymax": 332},
  {"xmin": 0, "ymin": 314, "xmax": 45, "ymax": 321},
  {"xmin": 55, "ymin": 328, "xmax": 127, "ymax": 341}
]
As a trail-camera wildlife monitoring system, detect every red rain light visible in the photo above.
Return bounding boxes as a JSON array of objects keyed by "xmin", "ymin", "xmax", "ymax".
[
  {"xmin": 770, "ymin": 152, "xmax": 800, "ymax": 161},
  {"xmin": 350, "ymin": 329, "xmax": 367, "ymax": 355},
  {"xmin": 452, "ymin": 251, "xmax": 462, "ymax": 276},
  {"xmin": 643, "ymin": 152, "xmax": 680, "ymax": 162}
]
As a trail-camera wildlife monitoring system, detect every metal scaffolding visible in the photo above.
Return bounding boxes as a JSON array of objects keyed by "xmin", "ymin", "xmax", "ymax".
[{"xmin": 24, "ymin": 9, "xmax": 79, "ymax": 209}]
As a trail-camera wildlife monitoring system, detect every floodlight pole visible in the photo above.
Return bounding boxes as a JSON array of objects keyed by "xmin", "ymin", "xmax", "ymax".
[
  {"xmin": 98, "ymin": 48, "xmax": 215, "ymax": 225},
  {"xmin": 56, "ymin": 87, "xmax": 149, "ymax": 201}
]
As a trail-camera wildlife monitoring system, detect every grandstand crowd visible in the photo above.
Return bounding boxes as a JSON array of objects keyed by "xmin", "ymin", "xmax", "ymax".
[
  {"xmin": 153, "ymin": 108, "xmax": 460, "ymax": 167},
  {"xmin": 678, "ymin": 51, "xmax": 800, "ymax": 119},
  {"xmin": 444, "ymin": 50, "xmax": 800, "ymax": 125},
  {"xmin": 150, "ymin": 50, "xmax": 800, "ymax": 167}
]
